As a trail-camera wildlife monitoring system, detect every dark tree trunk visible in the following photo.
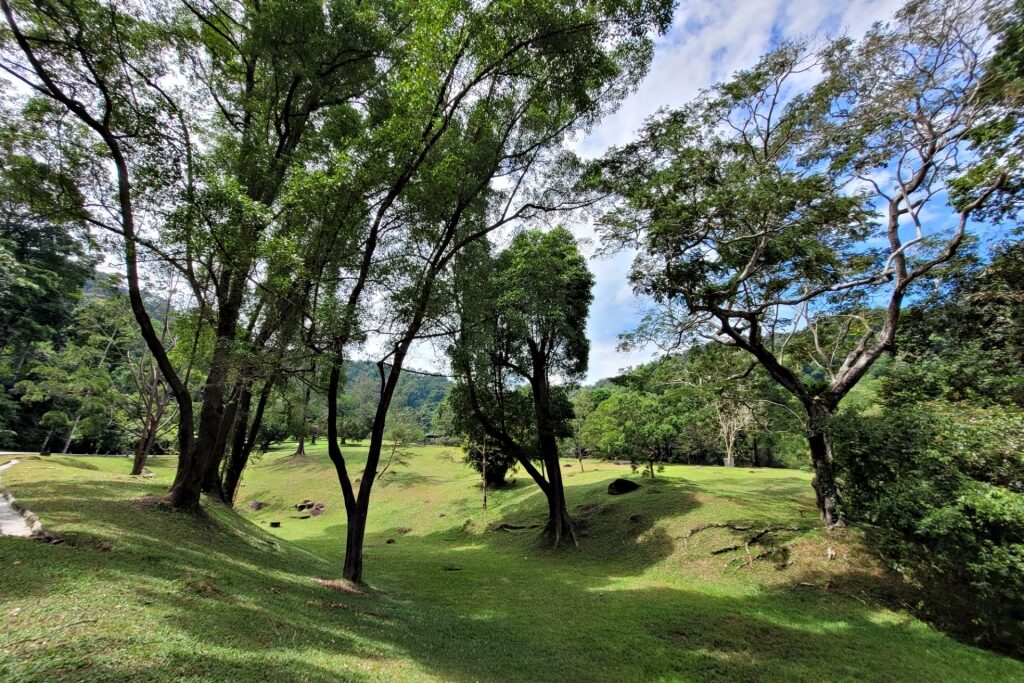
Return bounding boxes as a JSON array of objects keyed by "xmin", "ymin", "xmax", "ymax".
[
  {"xmin": 529, "ymin": 347, "xmax": 576, "ymax": 548},
  {"xmin": 807, "ymin": 403, "xmax": 842, "ymax": 525},
  {"xmin": 202, "ymin": 385, "xmax": 241, "ymax": 501},
  {"xmin": 223, "ymin": 380, "xmax": 273, "ymax": 505},
  {"xmin": 169, "ymin": 273, "xmax": 245, "ymax": 511},
  {"xmin": 325, "ymin": 362, "xmax": 360, "ymax": 579},
  {"xmin": 131, "ymin": 419, "xmax": 154, "ymax": 476}
]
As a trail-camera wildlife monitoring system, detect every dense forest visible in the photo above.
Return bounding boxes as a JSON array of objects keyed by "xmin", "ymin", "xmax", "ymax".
[{"xmin": 0, "ymin": 0, "xmax": 1022, "ymax": 673}]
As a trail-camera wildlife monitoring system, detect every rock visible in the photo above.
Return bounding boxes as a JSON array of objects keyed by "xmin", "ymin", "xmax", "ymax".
[
  {"xmin": 309, "ymin": 503, "xmax": 326, "ymax": 517},
  {"xmin": 269, "ymin": 521, "xmax": 281, "ymax": 528},
  {"xmin": 563, "ymin": 463, "xmax": 573, "ymax": 468},
  {"xmin": 607, "ymin": 478, "xmax": 641, "ymax": 495},
  {"xmin": 295, "ymin": 500, "xmax": 314, "ymax": 511},
  {"xmin": 395, "ymin": 527, "xmax": 412, "ymax": 534},
  {"xmin": 442, "ymin": 565, "xmax": 462, "ymax": 571},
  {"xmin": 248, "ymin": 501, "xmax": 265, "ymax": 511},
  {"xmin": 386, "ymin": 538, "xmax": 396, "ymax": 544}
]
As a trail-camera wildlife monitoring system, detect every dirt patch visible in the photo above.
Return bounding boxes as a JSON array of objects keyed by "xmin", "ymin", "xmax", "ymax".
[{"xmin": 316, "ymin": 577, "xmax": 364, "ymax": 594}]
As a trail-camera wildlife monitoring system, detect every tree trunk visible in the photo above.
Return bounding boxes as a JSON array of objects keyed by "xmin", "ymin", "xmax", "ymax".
[
  {"xmin": 293, "ymin": 384, "xmax": 311, "ymax": 456},
  {"xmin": 61, "ymin": 415, "xmax": 80, "ymax": 454},
  {"xmin": 169, "ymin": 276, "xmax": 244, "ymax": 511},
  {"xmin": 202, "ymin": 386, "xmax": 240, "ymax": 501},
  {"xmin": 130, "ymin": 419, "xmax": 153, "ymax": 476},
  {"xmin": 223, "ymin": 380, "xmax": 273, "ymax": 506},
  {"xmin": 40, "ymin": 426, "xmax": 54, "ymax": 455},
  {"xmin": 342, "ymin": 510, "xmax": 367, "ymax": 583},
  {"xmin": 529, "ymin": 350, "xmax": 576, "ymax": 548},
  {"xmin": 807, "ymin": 404, "xmax": 843, "ymax": 525}
]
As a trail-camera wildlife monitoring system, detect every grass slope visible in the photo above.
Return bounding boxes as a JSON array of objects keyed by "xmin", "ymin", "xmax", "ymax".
[{"xmin": 1, "ymin": 444, "xmax": 1020, "ymax": 682}]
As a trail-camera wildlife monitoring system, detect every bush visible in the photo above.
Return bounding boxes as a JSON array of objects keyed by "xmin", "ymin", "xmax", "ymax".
[{"xmin": 833, "ymin": 401, "xmax": 1024, "ymax": 655}]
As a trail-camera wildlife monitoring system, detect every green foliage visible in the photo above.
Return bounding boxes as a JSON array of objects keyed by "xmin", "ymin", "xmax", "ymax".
[{"xmin": 833, "ymin": 401, "xmax": 1024, "ymax": 654}]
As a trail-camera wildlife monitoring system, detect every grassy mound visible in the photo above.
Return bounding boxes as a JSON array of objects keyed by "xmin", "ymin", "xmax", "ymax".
[{"xmin": 1, "ymin": 445, "xmax": 1021, "ymax": 682}]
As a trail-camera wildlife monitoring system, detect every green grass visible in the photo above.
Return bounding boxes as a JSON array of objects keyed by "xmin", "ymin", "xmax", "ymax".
[{"xmin": 1, "ymin": 443, "xmax": 1021, "ymax": 682}]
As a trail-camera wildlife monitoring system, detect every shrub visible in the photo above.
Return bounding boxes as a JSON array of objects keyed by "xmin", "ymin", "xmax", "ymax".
[{"xmin": 833, "ymin": 401, "xmax": 1024, "ymax": 655}]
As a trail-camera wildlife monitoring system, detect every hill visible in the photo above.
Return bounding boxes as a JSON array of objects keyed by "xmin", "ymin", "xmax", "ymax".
[{"xmin": 1, "ymin": 448, "xmax": 1021, "ymax": 682}]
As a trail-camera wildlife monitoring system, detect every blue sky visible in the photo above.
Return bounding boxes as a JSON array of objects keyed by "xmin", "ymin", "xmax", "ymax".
[
  {"xmin": 570, "ymin": 0, "xmax": 906, "ymax": 382},
  {"xmin": 403, "ymin": 0, "xmax": 908, "ymax": 381}
]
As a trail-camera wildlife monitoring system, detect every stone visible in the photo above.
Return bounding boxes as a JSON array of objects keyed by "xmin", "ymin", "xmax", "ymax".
[
  {"xmin": 248, "ymin": 501, "xmax": 265, "ymax": 511},
  {"xmin": 607, "ymin": 478, "xmax": 641, "ymax": 495},
  {"xmin": 269, "ymin": 521, "xmax": 281, "ymax": 528}
]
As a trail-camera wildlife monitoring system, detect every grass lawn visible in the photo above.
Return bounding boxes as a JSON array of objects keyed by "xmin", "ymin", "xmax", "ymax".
[{"xmin": 1, "ymin": 443, "xmax": 1021, "ymax": 682}]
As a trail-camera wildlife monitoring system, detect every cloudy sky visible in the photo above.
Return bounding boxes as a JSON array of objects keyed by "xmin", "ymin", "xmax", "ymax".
[
  {"xmin": 402, "ymin": 0, "xmax": 909, "ymax": 382},
  {"xmin": 571, "ymin": 0, "xmax": 907, "ymax": 382}
]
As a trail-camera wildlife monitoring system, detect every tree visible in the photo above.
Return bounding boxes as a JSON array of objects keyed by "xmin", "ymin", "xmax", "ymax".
[
  {"xmin": 318, "ymin": 0, "xmax": 672, "ymax": 580},
  {"xmin": 448, "ymin": 227, "xmax": 595, "ymax": 546},
  {"xmin": 0, "ymin": 0, "xmax": 387, "ymax": 511},
  {"xmin": 590, "ymin": 1, "xmax": 1018, "ymax": 524}
]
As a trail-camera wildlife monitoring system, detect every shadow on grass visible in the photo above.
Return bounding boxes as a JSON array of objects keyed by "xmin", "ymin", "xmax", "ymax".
[{"xmin": 2, "ymin": 470, "xmax": 1019, "ymax": 682}]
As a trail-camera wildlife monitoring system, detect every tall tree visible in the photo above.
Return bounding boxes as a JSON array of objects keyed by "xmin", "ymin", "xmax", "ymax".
[
  {"xmin": 449, "ymin": 227, "xmax": 594, "ymax": 546},
  {"xmin": 318, "ymin": 0, "xmax": 671, "ymax": 581},
  {"xmin": 589, "ymin": 0, "xmax": 1018, "ymax": 524},
  {"xmin": 0, "ymin": 0, "xmax": 388, "ymax": 510}
]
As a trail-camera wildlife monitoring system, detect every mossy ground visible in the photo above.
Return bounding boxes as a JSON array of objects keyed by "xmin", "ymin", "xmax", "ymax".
[{"xmin": 1, "ymin": 443, "xmax": 1020, "ymax": 681}]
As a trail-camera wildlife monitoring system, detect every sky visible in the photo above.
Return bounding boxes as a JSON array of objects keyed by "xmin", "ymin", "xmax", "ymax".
[
  {"xmin": 569, "ymin": 0, "xmax": 907, "ymax": 382},
  {"xmin": 403, "ymin": 0, "xmax": 909, "ymax": 382}
]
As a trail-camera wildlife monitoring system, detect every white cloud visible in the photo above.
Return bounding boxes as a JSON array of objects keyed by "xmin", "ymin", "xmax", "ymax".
[{"xmin": 575, "ymin": 0, "xmax": 906, "ymax": 382}]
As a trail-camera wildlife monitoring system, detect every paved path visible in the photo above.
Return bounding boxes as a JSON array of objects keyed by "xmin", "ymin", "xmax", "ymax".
[{"xmin": 0, "ymin": 459, "xmax": 33, "ymax": 537}]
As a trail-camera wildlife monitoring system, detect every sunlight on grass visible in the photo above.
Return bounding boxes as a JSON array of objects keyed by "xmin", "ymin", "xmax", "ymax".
[{"xmin": 1, "ymin": 444, "xmax": 1021, "ymax": 682}]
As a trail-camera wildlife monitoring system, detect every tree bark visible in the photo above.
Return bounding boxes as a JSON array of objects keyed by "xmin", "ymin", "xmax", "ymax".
[
  {"xmin": 61, "ymin": 415, "xmax": 80, "ymax": 454},
  {"xmin": 807, "ymin": 403, "xmax": 842, "ymax": 525},
  {"xmin": 529, "ymin": 347, "xmax": 576, "ymax": 547},
  {"xmin": 202, "ymin": 384, "xmax": 240, "ymax": 501},
  {"xmin": 223, "ymin": 380, "xmax": 273, "ymax": 505},
  {"xmin": 169, "ymin": 272, "xmax": 245, "ymax": 510},
  {"xmin": 130, "ymin": 421, "xmax": 153, "ymax": 476}
]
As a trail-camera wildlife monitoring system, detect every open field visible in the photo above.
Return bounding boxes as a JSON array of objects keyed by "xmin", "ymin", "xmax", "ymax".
[{"xmin": 1, "ymin": 443, "xmax": 1021, "ymax": 682}]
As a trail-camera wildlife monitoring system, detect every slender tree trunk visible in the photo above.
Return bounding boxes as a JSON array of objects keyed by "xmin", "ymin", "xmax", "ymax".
[
  {"xmin": 40, "ymin": 426, "xmax": 54, "ymax": 454},
  {"xmin": 325, "ymin": 362, "xmax": 360, "ymax": 579},
  {"xmin": 223, "ymin": 380, "xmax": 273, "ymax": 505},
  {"xmin": 130, "ymin": 418, "xmax": 153, "ymax": 476},
  {"xmin": 61, "ymin": 415, "xmax": 80, "ymax": 454},
  {"xmin": 292, "ymin": 383, "xmax": 311, "ymax": 457}
]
